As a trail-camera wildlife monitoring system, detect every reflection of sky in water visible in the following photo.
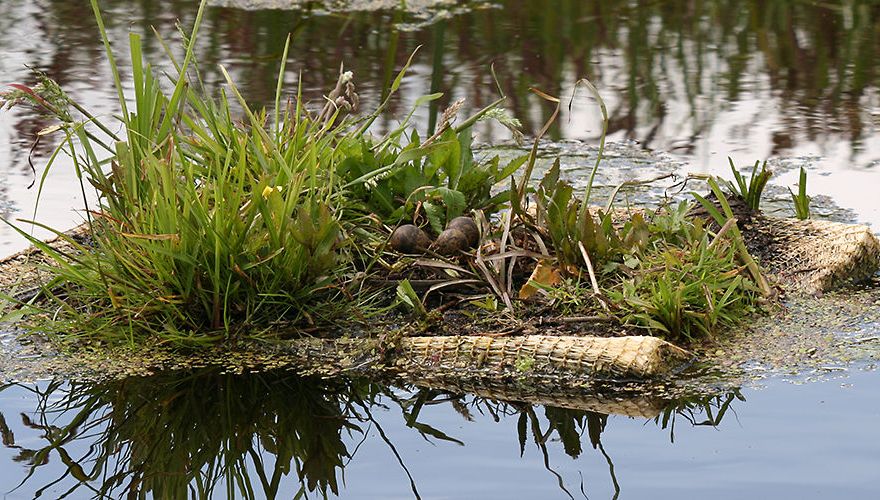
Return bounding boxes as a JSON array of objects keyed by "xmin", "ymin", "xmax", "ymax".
[{"xmin": 0, "ymin": 370, "xmax": 877, "ymax": 498}]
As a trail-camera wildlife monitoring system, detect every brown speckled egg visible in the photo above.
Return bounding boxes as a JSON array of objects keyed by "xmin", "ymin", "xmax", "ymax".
[
  {"xmin": 446, "ymin": 216, "xmax": 479, "ymax": 247},
  {"xmin": 433, "ymin": 228, "xmax": 470, "ymax": 255},
  {"xmin": 390, "ymin": 224, "xmax": 432, "ymax": 254}
]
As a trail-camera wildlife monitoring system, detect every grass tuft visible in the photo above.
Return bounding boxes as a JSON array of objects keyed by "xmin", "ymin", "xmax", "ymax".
[
  {"xmin": 789, "ymin": 167, "xmax": 811, "ymax": 220},
  {"xmin": 724, "ymin": 157, "xmax": 771, "ymax": 211},
  {"xmin": 0, "ymin": 1, "xmax": 775, "ymax": 347}
]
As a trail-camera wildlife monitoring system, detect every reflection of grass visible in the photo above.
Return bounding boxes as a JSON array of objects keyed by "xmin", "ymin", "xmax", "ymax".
[
  {"xmin": 400, "ymin": 384, "xmax": 746, "ymax": 499},
  {"xmin": 2, "ymin": 371, "xmax": 376, "ymax": 498},
  {"xmin": 0, "ymin": 374, "xmax": 746, "ymax": 499},
  {"xmin": 655, "ymin": 390, "xmax": 745, "ymax": 442}
]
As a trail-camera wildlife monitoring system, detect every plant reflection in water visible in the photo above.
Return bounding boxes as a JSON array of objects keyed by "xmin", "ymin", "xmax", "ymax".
[{"xmin": 0, "ymin": 370, "xmax": 742, "ymax": 499}]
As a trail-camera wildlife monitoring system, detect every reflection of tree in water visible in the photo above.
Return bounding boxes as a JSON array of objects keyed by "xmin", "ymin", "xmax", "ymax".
[
  {"xmin": 2, "ymin": 0, "xmax": 877, "ymax": 164},
  {"xmin": 0, "ymin": 370, "xmax": 745, "ymax": 499}
]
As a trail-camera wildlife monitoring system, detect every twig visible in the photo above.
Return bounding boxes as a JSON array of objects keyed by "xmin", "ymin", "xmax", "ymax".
[
  {"xmin": 577, "ymin": 242, "xmax": 601, "ymax": 296},
  {"xmin": 708, "ymin": 217, "xmax": 737, "ymax": 251},
  {"xmin": 501, "ymin": 211, "xmax": 516, "ymax": 300},
  {"xmin": 577, "ymin": 241, "xmax": 608, "ymax": 313},
  {"xmin": 851, "ymin": 336, "xmax": 880, "ymax": 345},
  {"xmin": 603, "ymin": 172, "xmax": 677, "ymax": 212}
]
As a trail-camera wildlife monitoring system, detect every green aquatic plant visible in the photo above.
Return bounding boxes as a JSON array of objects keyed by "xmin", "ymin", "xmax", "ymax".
[
  {"xmin": 525, "ymin": 161, "xmax": 764, "ymax": 340},
  {"xmin": 395, "ymin": 279, "xmax": 428, "ymax": 318},
  {"xmin": 3, "ymin": 2, "xmax": 361, "ymax": 343},
  {"xmin": 789, "ymin": 166, "xmax": 811, "ymax": 220},
  {"xmin": 530, "ymin": 199, "xmax": 762, "ymax": 341},
  {"xmin": 692, "ymin": 178, "xmax": 774, "ymax": 299},
  {"xmin": 532, "ymin": 159, "xmax": 649, "ymax": 273},
  {"xmin": 338, "ymin": 103, "xmax": 526, "ymax": 234},
  {"xmin": 609, "ymin": 212, "xmax": 759, "ymax": 341},
  {"xmin": 724, "ymin": 158, "xmax": 771, "ymax": 211}
]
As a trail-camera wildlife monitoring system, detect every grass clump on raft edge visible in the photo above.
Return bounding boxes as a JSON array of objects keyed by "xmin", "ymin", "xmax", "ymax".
[
  {"xmin": 0, "ymin": 0, "xmax": 772, "ymax": 348},
  {"xmin": 0, "ymin": 0, "xmax": 525, "ymax": 347}
]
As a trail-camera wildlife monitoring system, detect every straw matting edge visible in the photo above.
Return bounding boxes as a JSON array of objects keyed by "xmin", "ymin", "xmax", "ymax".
[
  {"xmin": 279, "ymin": 335, "xmax": 693, "ymax": 380},
  {"xmin": 760, "ymin": 216, "xmax": 880, "ymax": 294}
]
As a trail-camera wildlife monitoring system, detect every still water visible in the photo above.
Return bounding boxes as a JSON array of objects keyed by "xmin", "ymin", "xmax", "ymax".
[
  {"xmin": 0, "ymin": 368, "xmax": 878, "ymax": 499},
  {"xmin": 1, "ymin": 0, "xmax": 879, "ymax": 251},
  {"xmin": 0, "ymin": 0, "xmax": 879, "ymax": 498}
]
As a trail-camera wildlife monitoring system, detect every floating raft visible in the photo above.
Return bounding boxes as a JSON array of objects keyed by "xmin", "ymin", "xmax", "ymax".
[{"xmin": 2, "ymin": 216, "xmax": 879, "ymax": 382}]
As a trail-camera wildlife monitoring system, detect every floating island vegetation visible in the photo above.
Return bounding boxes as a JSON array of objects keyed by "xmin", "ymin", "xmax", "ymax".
[{"xmin": 1, "ymin": 0, "xmax": 867, "ymax": 367}]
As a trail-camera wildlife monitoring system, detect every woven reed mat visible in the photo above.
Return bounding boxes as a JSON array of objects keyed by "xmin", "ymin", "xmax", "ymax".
[
  {"xmin": 283, "ymin": 335, "xmax": 691, "ymax": 380},
  {"xmin": 752, "ymin": 216, "xmax": 880, "ymax": 294}
]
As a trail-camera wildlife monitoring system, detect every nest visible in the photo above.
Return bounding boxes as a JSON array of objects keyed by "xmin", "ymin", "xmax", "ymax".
[{"xmin": 2, "ymin": 216, "xmax": 878, "ymax": 384}]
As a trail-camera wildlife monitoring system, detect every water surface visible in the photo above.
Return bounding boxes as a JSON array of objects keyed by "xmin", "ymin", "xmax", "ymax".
[
  {"xmin": 1, "ymin": 0, "xmax": 879, "ymax": 251},
  {"xmin": 0, "ymin": 367, "xmax": 877, "ymax": 499},
  {"xmin": 0, "ymin": 1, "xmax": 879, "ymax": 498}
]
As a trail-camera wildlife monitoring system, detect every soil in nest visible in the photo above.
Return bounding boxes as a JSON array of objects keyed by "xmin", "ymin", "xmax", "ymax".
[
  {"xmin": 414, "ymin": 306, "xmax": 635, "ymax": 339},
  {"xmin": 688, "ymin": 191, "xmax": 773, "ymax": 261}
]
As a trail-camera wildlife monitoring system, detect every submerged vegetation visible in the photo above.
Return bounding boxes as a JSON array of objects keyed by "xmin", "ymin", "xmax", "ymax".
[{"xmin": 0, "ymin": 0, "xmax": 786, "ymax": 348}]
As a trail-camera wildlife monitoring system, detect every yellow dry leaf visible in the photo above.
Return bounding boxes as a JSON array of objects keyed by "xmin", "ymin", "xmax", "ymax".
[{"xmin": 518, "ymin": 260, "xmax": 563, "ymax": 299}]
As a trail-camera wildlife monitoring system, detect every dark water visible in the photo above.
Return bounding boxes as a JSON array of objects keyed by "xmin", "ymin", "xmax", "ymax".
[
  {"xmin": 1, "ymin": 1, "xmax": 880, "ymax": 498},
  {"xmin": 0, "ymin": 368, "xmax": 877, "ymax": 499}
]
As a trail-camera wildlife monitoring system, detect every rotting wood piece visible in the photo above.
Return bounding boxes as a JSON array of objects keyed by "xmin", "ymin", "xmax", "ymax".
[{"xmin": 280, "ymin": 335, "xmax": 692, "ymax": 380}]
